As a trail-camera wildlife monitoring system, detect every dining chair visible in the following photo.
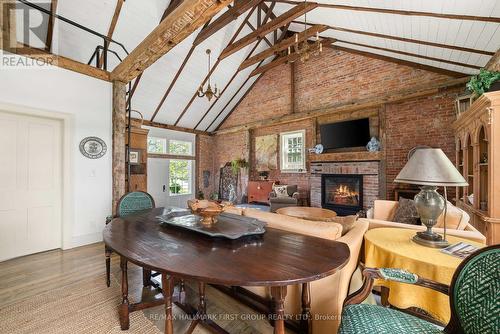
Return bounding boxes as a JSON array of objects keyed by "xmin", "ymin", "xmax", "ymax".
[
  {"xmin": 338, "ymin": 244, "xmax": 499, "ymax": 333},
  {"xmin": 105, "ymin": 191, "xmax": 156, "ymax": 287}
]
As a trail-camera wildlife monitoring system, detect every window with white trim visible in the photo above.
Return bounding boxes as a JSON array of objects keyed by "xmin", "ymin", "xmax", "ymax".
[
  {"xmin": 169, "ymin": 140, "xmax": 193, "ymax": 156},
  {"xmin": 147, "ymin": 136, "xmax": 167, "ymax": 154},
  {"xmin": 280, "ymin": 130, "xmax": 306, "ymax": 172},
  {"xmin": 169, "ymin": 159, "xmax": 192, "ymax": 195}
]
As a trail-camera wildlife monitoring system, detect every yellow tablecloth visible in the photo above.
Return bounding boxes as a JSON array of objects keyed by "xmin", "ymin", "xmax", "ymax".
[{"xmin": 364, "ymin": 228, "xmax": 484, "ymax": 324}]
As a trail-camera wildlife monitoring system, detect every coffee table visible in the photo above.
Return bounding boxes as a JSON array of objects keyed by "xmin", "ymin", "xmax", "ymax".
[
  {"xmin": 103, "ymin": 207, "xmax": 350, "ymax": 334},
  {"xmin": 276, "ymin": 206, "xmax": 337, "ymax": 221}
]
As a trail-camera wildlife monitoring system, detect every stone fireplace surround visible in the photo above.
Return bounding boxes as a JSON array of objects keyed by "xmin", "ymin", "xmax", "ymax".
[{"xmin": 310, "ymin": 160, "xmax": 380, "ymax": 213}]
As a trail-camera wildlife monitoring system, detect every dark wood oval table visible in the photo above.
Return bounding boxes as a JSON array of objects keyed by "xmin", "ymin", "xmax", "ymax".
[{"xmin": 103, "ymin": 208, "xmax": 350, "ymax": 334}]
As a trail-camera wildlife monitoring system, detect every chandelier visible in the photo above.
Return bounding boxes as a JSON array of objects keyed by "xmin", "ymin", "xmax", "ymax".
[
  {"xmin": 197, "ymin": 49, "xmax": 220, "ymax": 101},
  {"xmin": 287, "ymin": 0, "xmax": 322, "ymax": 63}
]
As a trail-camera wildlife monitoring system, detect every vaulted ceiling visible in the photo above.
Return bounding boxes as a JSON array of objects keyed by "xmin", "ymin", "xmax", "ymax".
[{"xmin": 14, "ymin": 0, "xmax": 500, "ymax": 132}]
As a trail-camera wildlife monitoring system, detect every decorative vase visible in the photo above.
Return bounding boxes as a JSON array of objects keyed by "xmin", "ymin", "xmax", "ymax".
[{"xmin": 413, "ymin": 186, "xmax": 448, "ymax": 248}]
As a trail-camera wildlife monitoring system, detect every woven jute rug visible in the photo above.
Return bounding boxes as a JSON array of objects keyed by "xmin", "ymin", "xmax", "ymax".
[{"xmin": 0, "ymin": 275, "xmax": 161, "ymax": 334}]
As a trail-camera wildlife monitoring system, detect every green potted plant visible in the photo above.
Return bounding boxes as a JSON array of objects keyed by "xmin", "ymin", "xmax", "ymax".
[
  {"xmin": 230, "ymin": 158, "xmax": 249, "ymax": 175},
  {"xmin": 466, "ymin": 69, "xmax": 500, "ymax": 97}
]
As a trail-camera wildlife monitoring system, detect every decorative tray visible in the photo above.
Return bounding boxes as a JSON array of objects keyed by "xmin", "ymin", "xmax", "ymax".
[{"xmin": 157, "ymin": 211, "xmax": 267, "ymax": 240}]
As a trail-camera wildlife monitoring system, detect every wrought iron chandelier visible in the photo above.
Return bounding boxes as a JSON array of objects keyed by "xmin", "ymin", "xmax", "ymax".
[
  {"xmin": 197, "ymin": 49, "xmax": 220, "ymax": 101},
  {"xmin": 288, "ymin": 0, "xmax": 322, "ymax": 63}
]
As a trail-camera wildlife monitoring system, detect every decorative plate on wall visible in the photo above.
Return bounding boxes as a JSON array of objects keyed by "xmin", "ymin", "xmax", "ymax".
[{"xmin": 79, "ymin": 137, "xmax": 107, "ymax": 159}]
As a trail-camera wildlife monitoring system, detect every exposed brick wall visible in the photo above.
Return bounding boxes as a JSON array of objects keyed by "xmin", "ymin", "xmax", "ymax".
[
  {"xmin": 208, "ymin": 48, "xmax": 462, "ymax": 205},
  {"xmin": 220, "ymin": 48, "xmax": 452, "ymax": 129},
  {"xmin": 385, "ymin": 87, "xmax": 461, "ymax": 199}
]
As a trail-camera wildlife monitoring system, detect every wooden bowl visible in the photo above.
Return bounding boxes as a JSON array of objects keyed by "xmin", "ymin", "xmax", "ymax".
[{"xmin": 187, "ymin": 200, "xmax": 224, "ymax": 226}]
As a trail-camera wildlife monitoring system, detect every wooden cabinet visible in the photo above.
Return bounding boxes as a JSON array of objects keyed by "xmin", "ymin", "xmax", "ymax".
[
  {"xmin": 126, "ymin": 126, "xmax": 149, "ymax": 192},
  {"xmin": 248, "ymin": 181, "xmax": 275, "ymax": 204},
  {"xmin": 453, "ymin": 91, "xmax": 500, "ymax": 245}
]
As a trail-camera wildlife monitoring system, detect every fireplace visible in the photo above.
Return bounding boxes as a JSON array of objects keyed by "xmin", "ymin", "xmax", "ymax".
[{"xmin": 322, "ymin": 174, "xmax": 363, "ymax": 216}]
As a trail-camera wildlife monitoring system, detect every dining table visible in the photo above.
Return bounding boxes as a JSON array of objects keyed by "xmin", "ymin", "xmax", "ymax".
[{"xmin": 103, "ymin": 207, "xmax": 351, "ymax": 334}]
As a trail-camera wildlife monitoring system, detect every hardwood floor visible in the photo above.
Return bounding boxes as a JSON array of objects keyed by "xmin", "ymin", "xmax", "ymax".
[{"xmin": 0, "ymin": 242, "xmax": 279, "ymax": 334}]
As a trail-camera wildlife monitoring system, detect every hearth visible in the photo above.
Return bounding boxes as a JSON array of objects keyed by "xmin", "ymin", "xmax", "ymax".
[{"xmin": 322, "ymin": 174, "xmax": 363, "ymax": 216}]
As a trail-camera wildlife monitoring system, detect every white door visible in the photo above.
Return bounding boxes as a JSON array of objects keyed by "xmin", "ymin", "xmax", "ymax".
[
  {"xmin": 147, "ymin": 158, "xmax": 169, "ymax": 208},
  {"xmin": 147, "ymin": 158, "xmax": 195, "ymax": 209},
  {"xmin": 0, "ymin": 111, "xmax": 62, "ymax": 261}
]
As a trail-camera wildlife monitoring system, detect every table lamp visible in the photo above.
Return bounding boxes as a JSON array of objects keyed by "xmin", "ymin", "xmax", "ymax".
[{"xmin": 394, "ymin": 148, "xmax": 468, "ymax": 248}]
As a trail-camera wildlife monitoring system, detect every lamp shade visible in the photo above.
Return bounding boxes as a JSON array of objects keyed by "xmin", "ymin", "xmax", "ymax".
[{"xmin": 394, "ymin": 148, "xmax": 468, "ymax": 187}]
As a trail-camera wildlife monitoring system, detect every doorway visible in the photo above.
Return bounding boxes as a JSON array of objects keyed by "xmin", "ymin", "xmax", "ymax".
[{"xmin": 0, "ymin": 111, "xmax": 63, "ymax": 261}]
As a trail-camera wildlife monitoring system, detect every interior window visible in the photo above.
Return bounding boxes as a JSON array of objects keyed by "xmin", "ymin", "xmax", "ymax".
[
  {"xmin": 147, "ymin": 137, "xmax": 167, "ymax": 154},
  {"xmin": 280, "ymin": 130, "xmax": 306, "ymax": 172},
  {"xmin": 169, "ymin": 159, "xmax": 192, "ymax": 195},
  {"xmin": 169, "ymin": 140, "xmax": 193, "ymax": 156}
]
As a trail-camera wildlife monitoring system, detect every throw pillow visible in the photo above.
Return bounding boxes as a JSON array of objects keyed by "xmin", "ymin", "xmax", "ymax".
[
  {"xmin": 331, "ymin": 215, "xmax": 358, "ymax": 236},
  {"xmin": 393, "ymin": 198, "xmax": 420, "ymax": 225},
  {"xmin": 273, "ymin": 185, "xmax": 289, "ymax": 198}
]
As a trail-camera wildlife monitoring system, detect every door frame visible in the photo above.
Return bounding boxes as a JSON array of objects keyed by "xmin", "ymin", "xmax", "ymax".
[{"xmin": 0, "ymin": 102, "xmax": 73, "ymax": 249}]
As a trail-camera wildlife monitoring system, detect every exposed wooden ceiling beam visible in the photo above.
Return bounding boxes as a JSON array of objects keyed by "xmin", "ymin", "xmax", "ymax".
[
  {"xmin": 212, "ymin": 73, "xmax": 264, "ymax": 131},
  {"xmin": 45, "ymin": 0, "xmax": 58, "ymax": 52},
  {"xmin": 275, "ymin": 0, "xmax": 500, "ymax": 23},
  {"xmin": 219, "ymin": 2, "xmax": 317, "ymax": 60},
  {"xmin": 250, "ymin": 51, "xmax": 298, "ymax": 76},
  {"xmin": 99, "ymin": 0, "xmax": 123, "ymax": 68},
  {"xmin": 291, "ymin": 22, "xmax": 497, "ymax": 56},
  {"xmin": 486, "ymin": 48, "xmax": 500, "ymax": 72},
  {"xmin": 149, "ymin": 19, "xmax": 214, "ymax": 122},
  {"xmin": 193, "ymin": 0, "xmax": 264, "ymax": 46},
  {"xmin": 12, "ymin": 44, "xmax": 111, "ymax": 81},
  {"xmin": 173, "ymin": 5, "xmax": 263, "ymax": 126},
  {"xmin": 141, "ymin": 119, "xmax": 211, "ymax": 136},
  {"xmin": 214, "ymin": 76, "xmax": 470, "ymax": 135},
  {"xmin": 331, "ymin": 39, "xmax": 481, "ymax": 70},
  {"xmin": 207, "ymin": 24, "xmax": 291, "ymax": 131},
  {"xmin": 161, "ymin": 0, "xmax": 183, "ymax": 20},
  {"xmin": 127, "ymin": 0, "xmax": 186, "ymax": 103},
  {"xmin": 111, "ymin": 0, "xmax": 232, "ymax": 82},
  {"xmin": 240, "ymin": 24, "xmax": 326, "ymax": 70},
  {"xmin": 330, "ymin": 45, "xmax": 466, "ymax": 77},
  {"xmin": 194, "ymin": 15, "xmax": 282, "ymax": 130}
]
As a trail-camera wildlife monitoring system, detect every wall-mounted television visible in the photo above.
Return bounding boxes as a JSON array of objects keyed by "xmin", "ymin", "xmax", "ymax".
[{"xmin": 320, "ymin": 118, "xmax": 371, "ymax": 150}]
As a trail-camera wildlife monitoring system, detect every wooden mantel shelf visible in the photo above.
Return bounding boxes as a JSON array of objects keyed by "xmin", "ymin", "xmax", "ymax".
[{"xmin": 309, "ymin": 151, "xmax": 381, "ymax": 162}]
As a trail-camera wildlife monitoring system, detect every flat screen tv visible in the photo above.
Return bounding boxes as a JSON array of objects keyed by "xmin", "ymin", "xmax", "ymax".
[{"xmin": 320, "ymin": 118, "xmax": 371, "ymax": 150}]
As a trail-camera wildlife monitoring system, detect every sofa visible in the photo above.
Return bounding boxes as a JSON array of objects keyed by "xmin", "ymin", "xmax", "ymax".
[
  {"xmin": 269, "ymin": 185, "xmax": 300, "ymax": 212},
  {"xmin": 223, "ymin": 206, "xmax": 371, "ymax": 333},
  {"xmin": 366, "ymin": 200, "xmax": 486, "ymax": 244}
]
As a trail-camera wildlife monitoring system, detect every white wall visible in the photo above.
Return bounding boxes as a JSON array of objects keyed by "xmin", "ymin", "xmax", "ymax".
[{"xmin": 0, "ymin": 55, "xmax": 112, "ymax": 248}]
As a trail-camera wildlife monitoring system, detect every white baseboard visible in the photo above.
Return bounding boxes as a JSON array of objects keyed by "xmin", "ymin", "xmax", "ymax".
[{"xmin": 69, "ymin": 232, "xmax": 103, "ymax": 249}]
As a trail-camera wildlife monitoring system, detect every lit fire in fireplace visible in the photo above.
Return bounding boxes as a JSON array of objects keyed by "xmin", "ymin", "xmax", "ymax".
[{"xmin": 329, "ymin": 184, "xmax": 360, "ymax": 206}]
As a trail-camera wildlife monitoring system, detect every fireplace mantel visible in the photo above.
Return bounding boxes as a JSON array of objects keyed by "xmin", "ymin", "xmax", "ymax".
[{"xmin": 309, "ymin": 151, "xmax": 381, "ymax": 163}]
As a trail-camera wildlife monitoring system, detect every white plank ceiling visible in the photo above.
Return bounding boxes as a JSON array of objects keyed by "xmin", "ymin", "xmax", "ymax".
[{"xmin": 16, "ymin": 0, "xmax": 500, "ymax": 132}]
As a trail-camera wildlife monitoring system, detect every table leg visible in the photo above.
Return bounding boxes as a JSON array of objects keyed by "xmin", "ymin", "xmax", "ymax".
[
  {"xmin": 179, "ymin": 279, "xmax": 186, "ymax": 304},
  {"xmin": 381, "ymin": 286, "xmax": 390, "ymax": 307},
  {"xmin": 301, "ymin": 283, "xmax": 312, "ymax": 334},
  {"xmin": 162, "ymin": 273, "xmax": 174, "ymax": 334},
  {"xmin": 119, "ymin": 257, "xmax": 130, "ymax": 330},
  {"xmin": 271, "ymin": 286, "xmax": 287, "ymax": 334},
  {"xmin": 143, "ymin": 268, "xmax": 152, "ymax": 287}
]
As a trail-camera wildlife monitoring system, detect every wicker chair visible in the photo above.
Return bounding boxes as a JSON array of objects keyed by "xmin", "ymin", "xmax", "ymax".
[
  {"xmin": 105, "ymin": 191, "xmax": 155, "ymax": 287},
  {"xmin": 338, "ymin": 244, "xmax": 499, "ymax": 333}
]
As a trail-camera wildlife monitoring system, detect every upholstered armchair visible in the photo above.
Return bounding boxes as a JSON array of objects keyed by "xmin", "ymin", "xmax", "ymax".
[
  {"xmin": 338, "ymin": 244, "xmax": 499, "ymax": 333},
  {"xmin": 269, "ymin": 185, "xmax": 300, "ymax": 212}
]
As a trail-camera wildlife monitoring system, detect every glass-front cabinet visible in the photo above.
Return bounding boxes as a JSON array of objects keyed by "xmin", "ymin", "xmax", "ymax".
[{"xmin": 453, "ymin": 91, "xmax": 500, "ymax": 245}]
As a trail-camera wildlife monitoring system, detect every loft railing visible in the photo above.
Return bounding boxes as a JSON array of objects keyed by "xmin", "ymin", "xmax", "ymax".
[{"xmin": 18, "ymin": 0, "xmax": 129, "ymax": 70}]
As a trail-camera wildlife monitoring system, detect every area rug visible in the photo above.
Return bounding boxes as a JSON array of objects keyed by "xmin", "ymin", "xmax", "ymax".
[{"xmin": 0, "ymin": 275, "xmax": 161, "ymax": 334}]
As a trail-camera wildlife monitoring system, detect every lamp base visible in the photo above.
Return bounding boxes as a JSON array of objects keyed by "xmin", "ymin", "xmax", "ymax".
[{"xmin": 412, "ymin": 231, "xmax": 450, "ymax": 248}]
